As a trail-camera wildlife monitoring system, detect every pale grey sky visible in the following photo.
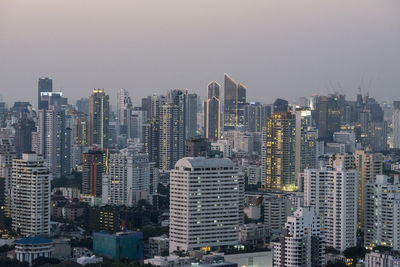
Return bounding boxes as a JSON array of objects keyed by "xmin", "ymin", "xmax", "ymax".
[{"xmin": 0, "ymin": 0, "xmax": 399, "ymax": 107}]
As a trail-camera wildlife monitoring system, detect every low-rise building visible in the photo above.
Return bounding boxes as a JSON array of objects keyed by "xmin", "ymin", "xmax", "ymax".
[
  {"xmin": 148, "ymin": 235, "xmax": 169, "ymax": 257},
  {"xmin": 15, "ymin": 236, "xmax": 53, "ymax": 266},
  {"xmin": 365, "ymin": 251, "xmax": 400, "ymax": 267},
  {"xmin": 93, "ymin": 231, "xmax": 143, "ymax": 261}
]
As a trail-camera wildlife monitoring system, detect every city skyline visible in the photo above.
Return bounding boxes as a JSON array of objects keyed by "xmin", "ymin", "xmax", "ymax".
[{"xmin": 1, "ymin": 0, "xmax": 400, "ymax": 106}]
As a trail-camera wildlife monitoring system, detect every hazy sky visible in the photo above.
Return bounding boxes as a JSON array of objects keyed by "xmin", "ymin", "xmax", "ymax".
[{"xmin": 1, "ymin": 0, "xmax": 399, "ymax": 107}]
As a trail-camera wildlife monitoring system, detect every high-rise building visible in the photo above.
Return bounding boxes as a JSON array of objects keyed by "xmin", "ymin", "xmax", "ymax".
[
  {"xmin": 89, "ymin": 89, "xmax": 109, "ymax": 149},
  {"xmin": 223, "ymin": 74, "xmax": 246, "ymax": 131},
  {"xmin": 314, "ymin": 95, "xmax": 343, "ymax": 142},
  {"xmin": 204, "ymin": 82, "xmax": 221, "ymax": 140},
  {"xmin": 262, "ymin": 112, "xmax": 296, "ymax": 191},
  {"xmin": 272, "ymin": 98, "xmax": 288, "ymax": 113},
  {"xmin": 117, "ymin": 88, "xmax": 131, "ymax": 125},
  {"xmin": 263, "ymin": 195, "xmax": 291, "ymax": 236},
  {"xmin": 141, "ymin": 96, "xmax": 152, "ymax": 120},
  {"xmin": 169, "ymin": 157, "xmax": 241, "ymax": 253},
  {"xmin": 244, "ymin": 102, "xmax": 271, "ymax": 133},
  {"xmin": 354, "ymin": 150, "xmax": 383, "ymax": 230},
  {"xmin": 273, "ymin": 206, "xmax": 325, "ymax": 267},
  {"xmin": 0, "ymin": 137, "xmax": 16, "ymax": 192},
  {"xmin": 82, "ymin": 149, "xmax": 104, "ymax": 197},
  {"xmin": 185, "ymin": 138, "xmax": 211, "ymax": 157},
  {"xmin": 150, "ymin": 94, "xmax": 166, "ymax": 120},
  {"xmin": 303, "ymin": 164, "xmax": 357, "ymax": 251},
  {"xmin": 393, "ymin": 101, "xmax": 400, "ymax": 149},
  {"xmin": 130, "ymin": 109, "xmax": 146, "ymax": 141},
  {"xmin": 11, "ymin": 152, "xmax": 50, "ymax": 236},
  {"xmin": 76, "ymin": 98, "xmax": 89, "ymax": 115},
  {"xmin": 102, "ymin": 148, "xmax": 150, "ymax": 206},
  {"xmin": 14, "ymin": 115, "xmax": 35, "ymax": 158},
  {"xmin": 142, "ymin": 119, "xmax": 160, "ymax": 166},
  {"xmin": 38, "ymin": 77, "xmax": 52, "ymax": 110},
  {"xmin": 159, "ymin": 96, "xmax": 185, "ymax": 170},
  {"xmin": 185, "ymin": 91, "xmax": 198, "ymax": 139},
  {"xmin": 295, "ymin": 108, "xmax": 318, "ymax": 181},
  {"xmin": 365, "ymin": 175, "xmax": 400, "ymax": 250},
  {"xmin": 73, "ymin": 116, "xmax": 88, "ymax": 145},
  {"xmin": 34, "ymin": 105, "xmax": 71, "ymax": 178}
]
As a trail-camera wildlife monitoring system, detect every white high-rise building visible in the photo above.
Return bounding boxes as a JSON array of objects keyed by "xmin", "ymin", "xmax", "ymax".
[
  {"xmin": 303, "ymin": 163, "xmax": 357, "ymax": 251},
  {"xmin": 365, "ymin": 175, "xmax": 400, "ymax": 250},
  {"xmin": 273, "ymin": 206, "xmax": 325, "ymax": 267},
  {"xmin": 169, "ymin": 157, "xmax": 241, "ymax": 253},
  {"xmin": 102, "ymin": 147, "xmax": 150, "ymax": 206},
  {"xmin": 393, "ymin": 101, "xmax": 400, "ymax": 149},
  {"xmin": 11, "ymin": 152, "xmax": 50, "ymax": 236}
]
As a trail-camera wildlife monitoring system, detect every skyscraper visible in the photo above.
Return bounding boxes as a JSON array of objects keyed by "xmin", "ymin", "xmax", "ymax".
[
  {"xmin": 159, "ymin": 104, "xmax": 181, "ymax": 171},
  {"xmin": 117, "ymin": 88, "xmax": 131, "ymax": 125},
  {"xmin": 184, "ymin": 91, "xmax": 198, "ymax": 139},
  {"xmin": 38, "ymin": 77, "xmax": 52, "ymax": 110},
  {"xmin": 169, "ymin": 157, "xmax": 241, "ymax": 253},
  {"xmin": 12, "ymin": 152, "xmax": 50, "ymax": 236},
  {"xmin": 204, "ymin": 81, "xmax": 221, "ymax": 140},
  {"xmin": 223, "ymin": 74, "xmax": 246, "ymax": 131},
  {"xmin": 273, "ymin": 207, "xmax": 325, "ymax": 267},
  {"xmin": 244, "ymin": 102, "xmax": 271, "ymax": 133},
  {"xmin": 393, "ymin": 101, "xmax": 400, "ymax": 149},
  {"xmin": 295, "ymin": 108, "xmax": 318, "ymax": 180},
  {"xmin": 262, "ymin": 112, "xmax": 296, "ymax": 191},
  {"xmin": 14, "ymin": 115, "xmax": 35, "ymax": 158},
  {"xmin": 88, "ymin": 89, "xmax": 109, "ymax": 149},
  {"xmin": 142, "ymin": 119, "xmax": 160, "ymax": 166}
]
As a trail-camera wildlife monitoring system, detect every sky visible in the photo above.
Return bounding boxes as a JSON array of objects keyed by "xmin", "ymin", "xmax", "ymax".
[{"xmin": 0, "ymin": 0, "xmax": 399, "ymax": 107}]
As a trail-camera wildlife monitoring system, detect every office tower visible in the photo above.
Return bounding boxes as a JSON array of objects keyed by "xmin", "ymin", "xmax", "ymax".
[
  {"xmin": 102, "ymin": 148, "xmax": 150, "ymax": 206},
  {"xmin": 185, "ymin": 91, "xmax": 198, "ymax": 139},
  {"xmin": 141, "ymin": 96, "xmax": 152, "ymax": 120},
  {"xmin": 38, "ymin": 77, "xmax": 52, "ymax": 110},
  {"xmin": 272, "ymin": 98, "xmax": 289, "ymax": 113},
  {"xmin": 117, "ymin": 88, "xmax": 131, "ymax": 125},
  {"xmin": 295, "ymin": 108, "xmax": 318, "ymax": 181},
  {"xmin": 393, "ymin": 101, "xmax": 400, "ymax": 149},
  {"xmin": 354, "ymin": 150, "xmax": 383, "ymax": 229},
  {"xmin": 314, "ymin": 95, "xmax": 343, "ymax": 142},
  {"xmin": 204, "ymin": 81, "xmax": 221, "ymax": 140},
  {"xmin": 366, "ymin": 121, "xmax": 388, "ymax": 152},
  {"xmin": 365, "ymin": 175, "xmax": 400, "ymax": 250},
  {"xmin": 185, "ymin": 138, "xmax": 211, "ymax": 157},
  {"xmin": 303, "ymin": 164, "xmax": 357, "ymax": 251},
  {"xmin": 0, "ymin": 101, "xmax": 7, "ymax": 128},
  {"xmin": 73, "ymin": 116, "xmax": 88, "ymax": 145},
  {"xmin": 82, "ymin": 149, "xmax": 104, "ymax": 197},
  {"xmin": 11, "ymin": 152, "xmax": 50, "ymax": 236},
  {"xmin": 76, "ymin": 98, "xmax": 89, "ymax": 115},
  {"xmin": 169, "ymin": 157, "xmax": 241, "ymax": 253},
  {"xmin": 142, "ymin": 120, "xmax": 160, "ymax": 166},
  {"xmin": 0, "ymin": 137, "xmax": 16, "ymax": 192},
  {"xmin": 89, "ymin": 89, "xmax": 110, "ymax": 149},
  {"xmin": 273, "ymin": 207, "xmax": 325, "ymax": 267},
  {"xmin": 34, "ymin": 105, "xmax": 71, "ymax": 178},
  {"xmin": 39, "ymin": 92, "xmax": 68, "ymax": 110},
  {"xmin": 244, "ymin": 102, "xmax": 271, "ymax": 133},
  {"xmin": 14, "ymin": 115, "xmax": 35, "ymax": 158},
  {"xmin": 262, "ymin": 112, "xmax": 296, "ymax": 191},
  {"xmin": 130, "ymin": 109, "xmax": 146, "ymax": 141},
  {"xmin": 223, "ymin": 74, "xmax": 246, "ymax": 131}
]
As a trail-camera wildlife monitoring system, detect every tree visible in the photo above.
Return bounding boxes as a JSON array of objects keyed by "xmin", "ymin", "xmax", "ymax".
[
  {"xmin": 327, "ymin": 262, "xmax": 346, "ymax": 267},
  {"xmin": 32, "ymin": 257, "xmax": 60, "ymax": 266},
  {"xmin": 343, "ymin": 246, "xmax": 366, "ymax": 266}
]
